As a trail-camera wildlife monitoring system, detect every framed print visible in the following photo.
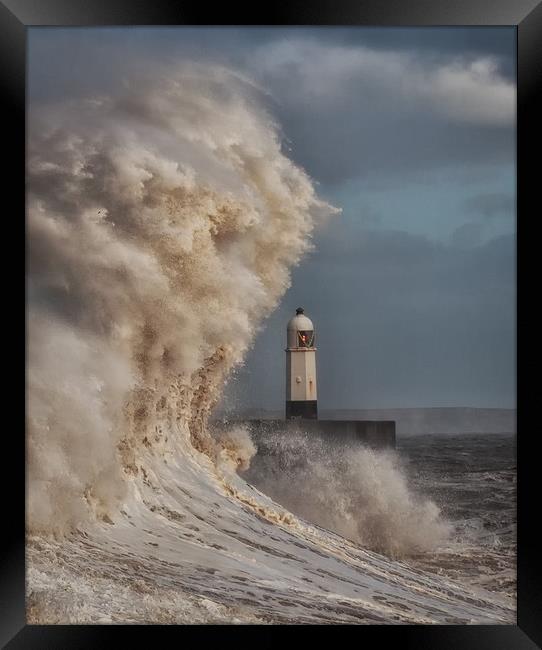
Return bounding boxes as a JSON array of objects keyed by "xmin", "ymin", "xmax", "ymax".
[{"xmin": 4, "ymin": 0, "xmax": 541, "ymax": 646}]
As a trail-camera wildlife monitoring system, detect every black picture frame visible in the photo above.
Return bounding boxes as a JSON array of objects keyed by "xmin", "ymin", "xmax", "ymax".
[{"xmin": 6, "ymin": 0, "xmax": 540, "ymax": 646}]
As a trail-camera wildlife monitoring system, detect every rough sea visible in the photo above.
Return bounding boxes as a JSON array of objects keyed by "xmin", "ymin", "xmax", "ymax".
[
  {"xmin": 27, "ymin": 429, "xmax": 516, "ymax": 624},
  {"xmin": 397, "ymin": 433, "xmax": 516, "ymax": 601}
]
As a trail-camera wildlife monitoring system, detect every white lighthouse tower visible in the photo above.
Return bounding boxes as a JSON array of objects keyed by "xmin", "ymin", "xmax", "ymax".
[{"xmin": 286, "ymin": 307, "xmax": 318, "ymax": 419}]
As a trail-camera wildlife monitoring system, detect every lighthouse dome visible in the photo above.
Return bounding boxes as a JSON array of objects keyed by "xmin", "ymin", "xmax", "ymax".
[
  {"xmin": 287, "ymin": 313, "xmax": 314, "ymax": 332},
  {"xmin": 287, "ymin": 308, "xmax": 315, "ymax": 348}
]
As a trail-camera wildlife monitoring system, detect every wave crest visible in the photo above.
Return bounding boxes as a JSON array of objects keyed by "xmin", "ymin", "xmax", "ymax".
[{"xmin": 27, "ymin": 64, "xmax": 337, "ymax": 533}]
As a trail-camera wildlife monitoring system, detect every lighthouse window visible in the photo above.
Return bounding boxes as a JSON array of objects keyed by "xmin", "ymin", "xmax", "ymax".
[{"xmin": 298, "ymin": 331, "xmax": 314, "ymax": 347}]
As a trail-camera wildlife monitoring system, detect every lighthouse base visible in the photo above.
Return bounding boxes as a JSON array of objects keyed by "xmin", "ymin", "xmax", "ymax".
[{"xmin": 286, "ymin": 400, "xmax": 318, "ymax": 420}]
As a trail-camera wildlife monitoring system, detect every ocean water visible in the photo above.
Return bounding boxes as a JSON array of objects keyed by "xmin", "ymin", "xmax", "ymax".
[
  {"xmin": 26, "ymin": 428, "xmax": 516, "ymax": 624},
  {"xmin": 396, "ymin": 433, "xmax": 516, "ymax": 600}
]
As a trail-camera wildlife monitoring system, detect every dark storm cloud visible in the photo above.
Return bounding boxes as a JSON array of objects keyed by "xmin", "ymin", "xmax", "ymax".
[
  {"xmin": 325, "ymin": 27, "xmax": 516, "ymax": 79},
  {"xmin": 450, "ymin": 222, "xmax": 484, "ymax": 248},
  {"xmin": 297, "ymin": 229, "xmax": 514, "ymax": 309},
  {"xmin": 248, "ymin": 38, "xmax": 515, "ymax": 186},
  {"xmin": 276, "ymin": 112, "xmax": 514, "ymax": 186},
  {"xmin": 305, "ymin": 231, "xmax": 515, "ymax": 409},
  {"xmin": 464, "ymin": 192, "xmax": 515, "ymax": 218},
  {"xmin": 226, "ymin": 230, "xmax": 515, "ymax": 410}
]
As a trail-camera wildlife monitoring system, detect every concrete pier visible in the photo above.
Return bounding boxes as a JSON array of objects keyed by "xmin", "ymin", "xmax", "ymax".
[{"xmin": 239, "ymin": 418, "xmax": 396, "ymax": 449}]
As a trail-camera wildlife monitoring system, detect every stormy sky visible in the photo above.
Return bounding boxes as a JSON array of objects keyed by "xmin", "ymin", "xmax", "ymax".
[{"xmin": 28, "ymin": 27, "xmax": 516, "ymax": 411}]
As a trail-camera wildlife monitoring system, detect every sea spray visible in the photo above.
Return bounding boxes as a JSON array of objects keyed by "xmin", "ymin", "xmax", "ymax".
[
  {"xmin": 27, "ymin": 64, "xmax": 337, "ymax": 533},
  {"xmin": 241, "ymin": 427, "xmax": 452, "ymax": 557}
]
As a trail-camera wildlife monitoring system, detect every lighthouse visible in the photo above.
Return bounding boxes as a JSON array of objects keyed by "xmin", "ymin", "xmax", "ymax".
[
  {"xmin": 285, "ymin": 307, "xmax": 318, "ymax": 419},
  {"xmin": 234, "ymin": 307, "xmax": 396, "ymax": 447}
]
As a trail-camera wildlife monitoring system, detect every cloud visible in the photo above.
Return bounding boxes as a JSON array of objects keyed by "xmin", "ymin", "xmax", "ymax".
[
  {"xmin": 243, "ymin": 40, "xmax": 516, "ymax": 185},
  {"xmin": 451, "ymin": 222, "xmax": 484, "ymax": 249},
  {"xmin": 464, "ymin": 192, "xmax": 515, "ymax": 218},
  {"xmin": 254, "ymin": 40, "xmax": 515, "ymax": 127},
  {"xmin": 429, "ymin": 58, "xmax": 514, "ymax": 125}
]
